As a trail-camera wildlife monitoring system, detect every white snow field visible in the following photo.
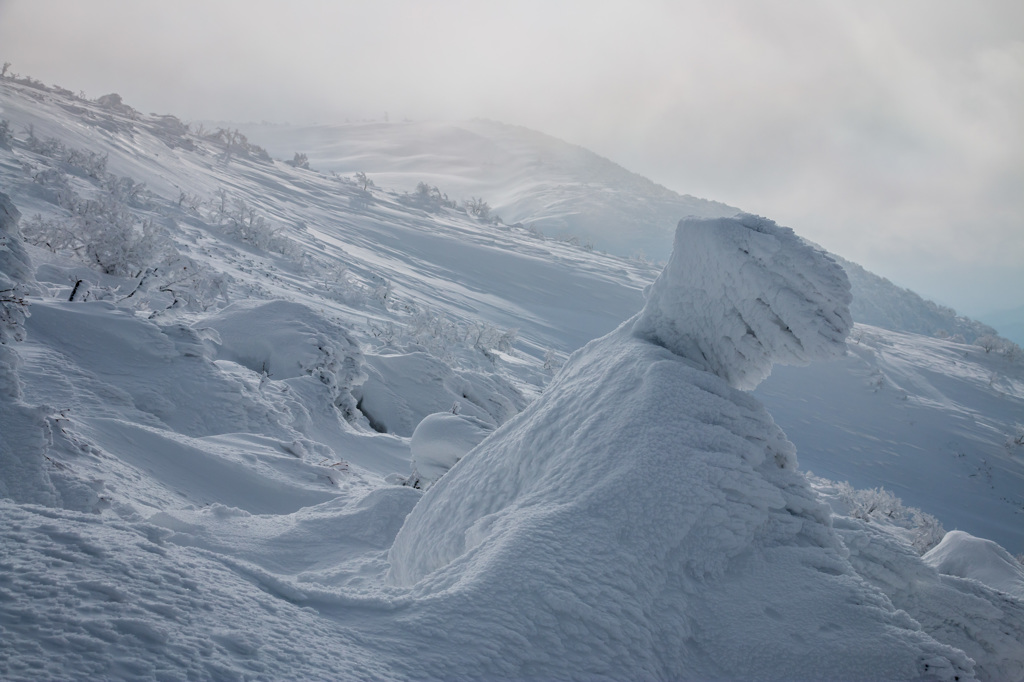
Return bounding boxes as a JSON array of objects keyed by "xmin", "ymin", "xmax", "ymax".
[{"xmin": 1, "ymin": 76, "xmax": 1022, "ymax": 680}]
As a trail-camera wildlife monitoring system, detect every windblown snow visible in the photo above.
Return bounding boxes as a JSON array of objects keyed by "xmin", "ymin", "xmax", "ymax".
[{"xmin": 1, "ymin": 75, "xmax": 1022, "ymax": 680}]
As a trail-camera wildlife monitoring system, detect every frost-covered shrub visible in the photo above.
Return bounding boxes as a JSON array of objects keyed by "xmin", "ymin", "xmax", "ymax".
[
  {"xmin": 975, "ymin": 335, "xmax": 999, "ymax": 353},
  {"xmin": 205, "ymin": 194, "xmax": 300, "ymax": 258},
  {"xmin": 974, "ymin": 334, "xmax": 1022, "ymax": 364},
  {"xmin": 405, "ymin": 182, "xmax": 457, "ymax": 211},
  {"xmin": 24, "ymin": 193, "xmax": 162, "ymax": 277},
  {"xmin": 834, "ymin": 481, "xmax": 945, "ymax": 554},
  {"xmin": 371, "ymin": 277, "xmax": 393, "ymax": 307},
  {"xmin": 285, "ymin": 152, "xmax": 310, "ymax": 169},
  {"xmin": 177, "ymin": 191, "xmax": 203, "ymax": 213},
  {"xmin": 122, "ymin": 254, "xmax": 230, "ymax": 314},
  {"xmin": 19, "ymin": 139, "xmax": 163, "ymax": 279},
  {"xmin": 398, "ymin": 307, "xmax": 517, "ymax": 363},
  {"xmin": 354, "ymin": 171, "xmax": 374, "ymax": 191},
  {"xmin": 0, "ymin": 285, "xmax": 28, "ymax": 344},
  {"xmin": 463, "ymin": 196, "xmax": 491, "ymax": 221},
  {"xmin": 468, "ymin": 321, "xmax": 517, "ymax": 359},
  {"xmin": 202, "ymin": 128, "xmax": 272, "ymax": 165},
  {"xmin": 0, "ymin": 119, "xmax": 12, "ymax": 149},
  {"xmin": 147, "ymin": 114, "xmax": 195, "ymax": 151},
  {"xmin": 0, "ymin": 192, "xmax": 33, "ymax": 345},
  {"xmin": 25, "ymin": 134, "xmax": 110, "ymax": 180}
]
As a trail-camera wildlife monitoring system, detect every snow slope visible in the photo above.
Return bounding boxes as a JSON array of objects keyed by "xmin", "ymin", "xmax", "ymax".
[
  {"xmin": 238, "ymin": 119, "xmax": 739, "ymax": 260},
  {"xmin": 758, "ymin": 326, "xmax": 1024, "ymax": 553},
  {"xmin": 241, "ymin": 119, "xmax": 1011, "ymax": 345},
  {"xmin": 1, "ymin": 75, "xmax": 1022, "ymax": 680}
]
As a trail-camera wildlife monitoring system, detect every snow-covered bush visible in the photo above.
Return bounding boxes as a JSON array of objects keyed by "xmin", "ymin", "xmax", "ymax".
[
  {"xmin": 406, "ymin": 182, "xmax": 457, "ymax": 211},
  {"xmin": 286, "ymin": 152, "xmax": 310, "ymax": 169},
  {"xmin": 0, "ymin": 192, "xmax": 34, "ymax": 345},
  {"xmin": 0, "ymin": 119, "xmax": 12, "ymax": 149},
  {"xmin": 147, "ymin": 114, "xmax": 195, "ymax": 151},
  {"xmin": 833, "ymin": 481, "xmax": 946, "ymax": 554},
  {"xmin": 121, "ymin": 254, "xmax": 229, "ymax": 314},
  {"xmin": 204, "ymin": 194, "xmax": 301, "ymax": 258},
  {"xmin": 974, "ymin": 334, "xmax": 1022, "ymax": 364},
  {"xmin": 354, "ymin": 171, "xmax": 374, "ymax": 191},
  {"xmin": 975, "ymin": 334, "xmax": 1000, "ymax": 353},
  {"xmin": 397, "ymin": 307, "xmax": 517, "ymax": 363},
  {"xmin": 23, "ymin": 192, "xmax": 162, "ymax": 277},
  {"xmin": 0, "ymin": 285, "xmax": 29, "ymax": 345},
  {"xmin": 201, "ymin": 300, "xmax": 366, "ymax": 424},
  {"xmin": 307, "ymin": 261, "xmax": 370, "ymax": 307},
  {"xmin": 202, "ymin": 128, "xmax": 272, "ymax": 165},
  {"xmin": 463, "ymin": 196, "xmax": 491, "ymax": 221},
  {"xmin": 24, "ymin": 134, "xmax": 110, "ymax": 180}
]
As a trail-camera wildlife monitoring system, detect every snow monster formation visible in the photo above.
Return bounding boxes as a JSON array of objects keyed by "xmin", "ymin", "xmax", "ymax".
[{"xmin": 388, "ymin": 215, "xmax": 977, "ymax": 680}]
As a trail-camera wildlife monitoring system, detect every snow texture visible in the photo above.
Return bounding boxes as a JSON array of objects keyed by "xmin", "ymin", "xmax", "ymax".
[
  {"xmin": 633, "ymin": 214, "xmax": 853, "ymax": 390},
  {"xmin": 388, "ymin": 217, "xmax": 975, "ymax": 680}
]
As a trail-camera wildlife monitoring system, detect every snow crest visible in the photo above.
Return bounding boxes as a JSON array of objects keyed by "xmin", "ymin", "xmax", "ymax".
[
  {"xmin": 634, "ymin": 213, "xmax": 852, "ymax": 389},
  {"xmin": 387, "ymin": 214, "xmax": 973, "ymax": 680}
]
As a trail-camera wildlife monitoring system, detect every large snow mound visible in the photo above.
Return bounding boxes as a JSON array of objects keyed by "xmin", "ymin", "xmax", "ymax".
[
  {"xmin": 386, "ymin": 215, "xmax": 979, "ymax": 680},
  {"xmin": 924, "ymin": 530, "xmax": 1024, "ymax": 599},
  {"xmin": 634, "ymin": 213, "xmax": 852, "ymax": 390}
]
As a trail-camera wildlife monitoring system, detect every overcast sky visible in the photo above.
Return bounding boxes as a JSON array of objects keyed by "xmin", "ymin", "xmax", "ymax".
[{"xmin": 1, "ymin": 0, "xmax": 1021, "ymax": 317}]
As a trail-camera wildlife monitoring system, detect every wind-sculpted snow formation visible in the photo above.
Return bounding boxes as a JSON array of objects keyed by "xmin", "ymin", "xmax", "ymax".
[
  {"xmin": 387, "ymin": 216, "xmax": 997, "ymax": 680},
  {"xmin": 633, "ymin": 213, "xmax": 853, "ymax": 390}
]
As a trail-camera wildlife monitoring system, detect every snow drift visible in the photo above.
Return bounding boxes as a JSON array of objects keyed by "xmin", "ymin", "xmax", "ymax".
[
  {"xmin": 924, "ymin": 530, "xmax": 1024, "ymax": 599},
  {"xmin": 387, "ymin": 215, "xmax": 978, "ymax": 680}
]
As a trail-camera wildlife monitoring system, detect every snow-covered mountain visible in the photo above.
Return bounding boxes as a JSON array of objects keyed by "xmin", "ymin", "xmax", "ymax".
[
  {"xmin": 1, "ymin": 75, "xmax": 1022, "ymax": 680},
  {"xmin": 240, "ymin": 119, "xmax": 1007, "ymax": 346},
  {"xmin": 237, "ymin": 118, "xmax": 740, "ymax": 260}
]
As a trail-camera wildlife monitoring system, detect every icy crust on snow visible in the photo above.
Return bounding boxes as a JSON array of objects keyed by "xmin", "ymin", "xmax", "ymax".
[
  {"xmin": 634, "ymin": 214, "xmax": 853, "ymax": 390},
  {"xmin": 387, "ymin": 219, "xmax": 973, "ymax": 679}
]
